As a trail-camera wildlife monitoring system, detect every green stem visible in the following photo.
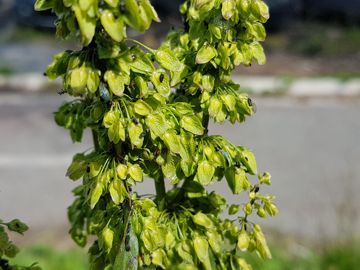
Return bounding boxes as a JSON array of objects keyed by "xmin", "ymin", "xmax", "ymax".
[
  {"xmin": 170, "ymin": 176, "xmax": 192, "ymax": 206},
  {"xmin": 154, "ymin": 175, "xmax": 166, "ymax": 203},
  {"xmin": 92, "ymin": 129, "xmax": 100, "ymax": 152}
]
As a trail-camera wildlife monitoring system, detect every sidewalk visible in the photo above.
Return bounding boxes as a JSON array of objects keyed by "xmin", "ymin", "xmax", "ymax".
[{"xmin": 0, "ymin": 73, "xmax": 359, "ymax": 96}]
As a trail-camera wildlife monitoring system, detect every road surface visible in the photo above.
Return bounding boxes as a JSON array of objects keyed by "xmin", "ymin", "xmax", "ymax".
[{"xmin": 0, "ymin": 93, "xmax": 359, "ymax": 241}]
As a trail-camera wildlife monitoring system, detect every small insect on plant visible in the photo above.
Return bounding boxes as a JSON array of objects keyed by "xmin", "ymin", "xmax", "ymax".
[{"xmin": 35, "ymin": 0, "xmax": 277, "ymax": 269}]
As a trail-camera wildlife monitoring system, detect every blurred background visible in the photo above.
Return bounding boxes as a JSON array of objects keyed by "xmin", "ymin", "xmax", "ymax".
[{"xmin": 0, "ymin": 0, "xmax": 359, "ymax": 269}]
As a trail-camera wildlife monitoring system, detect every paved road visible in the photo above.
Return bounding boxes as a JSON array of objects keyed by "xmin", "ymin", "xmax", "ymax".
[{"xmin": 0, "ymin": 93, "xmax": 359, "ymax": 241}]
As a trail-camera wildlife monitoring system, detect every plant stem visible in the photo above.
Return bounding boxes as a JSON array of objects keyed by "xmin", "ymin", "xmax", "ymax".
[
  {"xmin": 154, "ymin": 175, "xmax": 166, "ymax": 203},
  {"xmin": 92, "ymin": 129, "xmax": 100, "ymax": 152},
  {"xmin": 169, "ymin": 177, "xmax": 192, "ymax": 207}
]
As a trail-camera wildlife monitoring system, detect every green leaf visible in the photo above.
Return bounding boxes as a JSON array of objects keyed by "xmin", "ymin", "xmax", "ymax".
[
  {"xmin": 6, "ymin": 219, "xmax": 29, "ymax": 234},
  {"xmin": 114, "ymin": 223, "xmax": 139, "ymax": 270},
  {"xmin": 196, "ymin": 44, "xmax": 217, "ymax": 64},
  {"xmin": 66, "ymin": 160, "xmax": 86, "ymax": 181},
  {"xmin": 180, "ymin": 115, "xmax": 204, "ymax": 135},
  {"xmin": 34, "ymin": 0, "xmax": 54, "ymax": 11}
]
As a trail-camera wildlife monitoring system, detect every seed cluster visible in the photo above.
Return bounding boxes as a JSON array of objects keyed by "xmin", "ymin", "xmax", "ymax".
[{"xmin": 36, "ymin": 0, "xmax": 277, "ymax": 269}]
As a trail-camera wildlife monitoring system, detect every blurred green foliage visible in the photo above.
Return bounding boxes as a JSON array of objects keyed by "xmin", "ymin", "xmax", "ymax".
[
  {"xmin": 12, "ymin": 246, "xmax": 88, "ymax": 270},
  {"xmin": 12, "ymin": 243, "xmax": 360, "ymax": 270}
]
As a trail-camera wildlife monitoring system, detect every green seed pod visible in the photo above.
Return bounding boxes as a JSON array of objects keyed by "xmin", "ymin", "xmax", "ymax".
[
  {"xmin": 108, "ymin": 121, "xmax": 126, "ymax": 143},
  {"xmin": 128, "ymin": 164, "xmax": 143, "ymax": 182},
  {"xmin": 192, "ymin": 212, "xmax": 214, "ymax": 229},
  {"xmin": 128, "ymin": 122, "xmax": 144, "ymax": 148},
  {"xmin": 102, "ymin": 226, "xmax": 114, "ymax": 252},
  {"xmin": 180, "ymin": 115, "xmax": 204, "ymax": 135},
  {"xmin": 135, "ymin": 76, "xmax": 149, "ymax": 97},
  {"xmin": 206, "ymin": 230, "xmax": 222, "ymax": 254},
  {"xmin": 237, "ymin": 230, "xmax": 250, "ymax": 251},
  {"xmin": 151, "ymin": 248, "xmax": 166, "ymax": 268},
  {"xmin": 165, "ymin": 231, "xmax": 176, "ymax": 250},
  {"xmin": 116, "ymin": 164, "xmax": 128, "ymax": 180},
  {"xmin": 109, "ymin": 180, "xmax": 126, "ymax": 204},
  {"xmin": 228, "ymin": 204, "xmax": 240, "ymax": 215},
  {"xmin": 201, "ymin": 75, "xmax": 215, "ymax": 92},
  {"xmin": 251, "ymin": 0, "xmax": 270, "ymax": 23},
  {"xmin": 104, "ymin": 0, "xmax": 119, "ymax": 8},
  {"xmin": 140, "ymin": 0, "xmax": 161, "ymax": 23},
  {"xmin": 87, "ymin": 69, "xmax": 100, "ymax": 93},
  {"xmin": 146, "ymin": 113, "xmax": 168, "ymax": 137},
  {"xmin": 151, "ymin": 70, "xmax": 170, "ymax": 97},
  {"xmin": 162, "ymin": 130, "xmax": 181, "ymax": 154},
  {"xmin": 265, "ymin": 203, "xmax": 279, "ymax": 217},
  {"xmin": 100, "ymin": 10, "xmax": 125, "ymax": 42},
  {"xmin": 134, "ymin": 100, "xmax": 153, "ymax": 116},
  {"xmin": 196, "ymin": 160, "xmax": 215, "ymax": 186},
  {"xmin": 208, "ymin": 97, "xmax": 222, "ymax": 118},
  {"xmin": 155, "ymin": 47, "xmax": 184, "ymax": 72},
  {"xmin": 70, "ymin": 66, "xmax": 88, "ymax": 95},
  {"xmin": 257, "ymin": 207, "xmax": 266, "ymax": 218},
  {"xmin": 90, "ymin": 182, "xmax": 103, "ymax": 209},
  {"xmin": 72, "ymin": 5, "xmax": 96, "ymax": 45},
  {"xmin": 104, "ymin": 70, "xmax": 125, "ymax": 96},
  {"xmin": 103, "ymin": 110, "xmax": 117, "ymax": 128},
  {"xmin": 259, "ymin": 172, "xmax": 271, "ymax": 185},
  {"xmin": 209, "ymin": 24, "xmax": 222, "ymax": 39},
  {"xmin": 243, "ymin": 203, "xmax": 252, "ymax": 215},
  {"xmin": 222, "ymin": 0, "xmax": 236, "ymax": 20},
  {"xmin": 240, "ymin": 149, "xmax": 258, "ymax": 175},
  {"xmin": 196, "ymin": 44, "xmax": 217, "ymax": 64},
  {"xmin": 193, "ymin": 236, "xmax": 211, "ymax": 270},
  {"xmin": 253, "ymin": 224, "xmax": 272, "ymax": 259},
  {"xmin": 176, "ymin": 242, "xmax": 194, "ymax": 264},
  {"xmin": 221, "ymin": 94, "xmax": 237, "ymax": 111}
]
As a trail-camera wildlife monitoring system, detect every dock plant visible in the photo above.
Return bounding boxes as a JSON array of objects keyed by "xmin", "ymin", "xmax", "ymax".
[{"xmin": 35, "ymin": 0, "xmax": 277, "ymax": 268}]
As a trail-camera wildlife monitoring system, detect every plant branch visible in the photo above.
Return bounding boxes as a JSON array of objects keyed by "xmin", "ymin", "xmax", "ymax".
[
  {"xmin": 92, "ymin": 129, "xmax": 100, "ymax": 152},
  {"xmin": 154, "ymin": 174, "xmax": 166, "ymax": 205}
]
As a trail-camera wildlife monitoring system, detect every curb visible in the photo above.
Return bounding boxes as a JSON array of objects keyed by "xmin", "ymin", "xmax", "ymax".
[{"xmin": 1, "ymin": 73, "xmax": 359, "ymax": 96}]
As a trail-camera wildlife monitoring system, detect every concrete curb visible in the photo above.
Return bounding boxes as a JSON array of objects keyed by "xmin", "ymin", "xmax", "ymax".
[
  {"xmin": 1, "ymin": 73, "xmax": 359, "ymax": 96},
  {"xmin": 233, "ymin": 76, "xmax": 360, "ymax": 96}
]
